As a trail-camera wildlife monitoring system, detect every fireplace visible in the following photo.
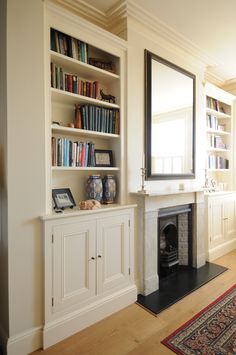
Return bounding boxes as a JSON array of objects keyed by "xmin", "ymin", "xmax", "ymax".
[
  {"xmin": 158, "ymin": 204, "xmax": 192, "ymax": 278},
  {"xmin": 134, "ymin": 190, "xmax": 206, "ymax": 296}
]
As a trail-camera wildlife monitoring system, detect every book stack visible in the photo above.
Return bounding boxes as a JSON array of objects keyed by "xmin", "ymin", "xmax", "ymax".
[
  {"xmin": 206, "ymin": 114, "xmax": 218, "ymax": 130},
  {"xmin": 208, "ymin": 155, "xmax": 229, "ymax": 169},
  {"xmin": 50, "ymin": 29, "xmax": 88, "ymax": 63},
  {"xmin": 51, "ymin": 63, "xmax": 99, "ymax": 98},
  {"xmin": 208, "ymin": 134, "xmax": 227, "ymax": 149},
  {"xmin": 206, "ymin": 97, "xmax": 220, "ymax": 111},
  {"xmin": 75, "ymin": 104, "xmax": 120, "ymax": 134},
  {"xmin": 51, "ymin": 137, "xmax": 95, "ymax": 167}
]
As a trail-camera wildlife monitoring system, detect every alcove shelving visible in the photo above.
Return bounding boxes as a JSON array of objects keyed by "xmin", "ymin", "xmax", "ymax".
[
  {"xmin": 205, "ymin": 83, "xmax": 235, "ymax": 190},
  {"xmin": 47, "ymin": 24, "xmax": 126, "ymax": 209}
]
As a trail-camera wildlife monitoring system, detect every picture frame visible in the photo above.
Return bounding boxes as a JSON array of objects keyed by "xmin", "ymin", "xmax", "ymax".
[
  {"xmin": 52, "ymin": 188, "xmax": 76, "ymax": 210},
  {"xmin": 94, "ymin": 149, "xmax": 113, "ymax": 167}
]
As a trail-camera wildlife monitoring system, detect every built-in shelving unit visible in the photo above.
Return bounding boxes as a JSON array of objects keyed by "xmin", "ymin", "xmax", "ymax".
[
  {"xmin": 205, "ymin": 82, "xmax": 235, "ymax": 190},
  {"xmin": 47, "ymin": 24, "xmax": 126, "ymax": 209}
]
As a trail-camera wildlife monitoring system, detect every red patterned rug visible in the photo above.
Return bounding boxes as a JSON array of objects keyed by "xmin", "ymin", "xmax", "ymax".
[{"xmin": 161, "ymin": 284, "xmax": 236, "ymax": 355}]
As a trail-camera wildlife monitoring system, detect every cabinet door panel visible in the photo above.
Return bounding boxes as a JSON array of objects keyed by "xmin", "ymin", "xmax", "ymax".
[
  {"xmin": 224, "ymin": 198, "xmax": 236, "ymax": 240},
  {"xmin": 97, "ymin": 214, "xmax": 130, "ymax": 294},
  {"xmin": 209, "ymin": 199, "xmax": 224, "ymax": 247},
  {"xmin": 52, "ymin": 221, "xmax": 96, "ymax": 313}
]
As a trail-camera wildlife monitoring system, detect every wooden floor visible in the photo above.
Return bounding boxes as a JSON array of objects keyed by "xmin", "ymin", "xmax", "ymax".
[{"xmin": 32, "ymin": 250, "xmax": 236, "ymax": 355}]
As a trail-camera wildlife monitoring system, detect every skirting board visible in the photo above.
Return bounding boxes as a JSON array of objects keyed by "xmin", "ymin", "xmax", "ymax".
[
  {"xmin": 6, "ymin": 326, "xmax": 42, "ymax": 355},
  {"xmin": 43, "ymin": 285, "xmax": 137, "ymax": 349},
  {"xmin": 207, "ymin": 239, "xmax": 236, "ymax": 262}
]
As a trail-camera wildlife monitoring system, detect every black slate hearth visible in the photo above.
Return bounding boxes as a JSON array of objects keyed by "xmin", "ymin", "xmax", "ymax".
[{"xmin": 137, "ymin": 262, "xmax": 227, "ymax": 315}]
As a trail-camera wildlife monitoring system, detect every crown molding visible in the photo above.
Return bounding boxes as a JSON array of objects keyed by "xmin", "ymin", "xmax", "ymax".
[
  {"xmin": 48, "ymin": 0, "xmax": 107, "ymax": 29},
  {"xmin": 126, "ymin": 0, "xmax": 219, "ymax": 68}
]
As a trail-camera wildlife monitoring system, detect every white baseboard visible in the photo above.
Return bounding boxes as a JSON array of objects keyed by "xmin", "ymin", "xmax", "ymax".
[
  {"xmin": 43, "ymin": 285, "xmax": 137, "ymax": 349},
  {"xmin": 7, "ymin": 326, "xmax": 42, "ymax": 355},
  {"xmin": 207, "ymin": 239, "xmax": 236, "ymax": 262}
]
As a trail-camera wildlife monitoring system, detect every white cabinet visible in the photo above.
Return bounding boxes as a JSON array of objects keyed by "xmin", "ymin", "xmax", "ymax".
[
  {"xmin": 205, "ymin": 192, "xmax": 236, "ymax": 261},
  {"xmin": 42, "ymin": 206, "xmax": 137, "ymax": 348}
]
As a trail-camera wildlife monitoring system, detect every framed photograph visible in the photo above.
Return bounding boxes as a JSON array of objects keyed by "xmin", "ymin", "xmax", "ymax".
[
  {"xmin": 94, "ymin": 149, "xmax": 113, "ymax": 167},
  {"xmin": 52, "ymin": 188, "xmax": 76, "ymax": 210}
]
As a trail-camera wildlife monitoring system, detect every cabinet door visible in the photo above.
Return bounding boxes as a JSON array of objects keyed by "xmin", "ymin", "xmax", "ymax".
[
  {"xmin": 209, "ymin": 198, "xmax": 224, "ymax": 247},
  {"xmin": 224, "ymin": 197, "xmax": 236, "ymax": 240},
  {"xmin": 52, "ymin": 221, "xmax": 96, "ymax": 313},
  {"xmin": 97, "ymin": 213, "xmax": 130, "ymax": 294}
]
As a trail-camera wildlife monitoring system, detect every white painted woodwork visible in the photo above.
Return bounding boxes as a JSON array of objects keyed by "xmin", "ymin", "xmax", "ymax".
[
  {"xmin": 205, "ymin": 191, "xmax": 236, "ymax": 261},
  {"xmin": 205, "ymin": 83, "xmax": 235, "ymax": 191},
  {"xmin": 97, "ymin": 214, "xmax": 130, "ymax": 294},
  {"xmin": 46, "ymin": 3, "xmax": 128, "ymax": 211},
  {"xmin": 42, "ymin": 206, "xmax": 137, "ymax": 349},
  {"xmin": 52, "ymin": 221, "xmax": 96, "ymax": 313}
]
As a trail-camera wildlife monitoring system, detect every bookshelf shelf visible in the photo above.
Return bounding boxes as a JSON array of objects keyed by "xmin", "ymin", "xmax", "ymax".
[
  {"xmin": 51, "ymin": 88, "xmax": 120, "ymax": 109},
  {"xmin": 206, "ymin": 107, "xmax": 230, "ymax": 119},
  {"xmin": 52, "ymin": 166, "xmax": 120, "ymax": 171},
  {"xmin": 50, "ymin": 50, "xmax": 120, "ymax": 83},
  {"xmin": 52, "ymin": 125, "xmax": 120, "ymax": 139},
  {"xmin": 207, "ymin": 148, "xmax": 230, "ymax": 153},
  {"xmin": 206, "ymin": 128, "xmax": 230, "ymax": 136}
]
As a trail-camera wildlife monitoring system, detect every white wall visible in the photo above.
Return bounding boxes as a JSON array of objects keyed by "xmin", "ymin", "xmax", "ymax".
[
  {"xmin": 5, "ymin": 0, "xmax": 46, "ymax": 353},
  {"xmin": 127, "ymin": 19, "xmax": 206, "ymax": 194}
]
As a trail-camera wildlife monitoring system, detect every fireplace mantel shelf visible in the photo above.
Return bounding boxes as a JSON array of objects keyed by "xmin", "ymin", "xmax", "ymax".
[{"xmin": 131, "ymin": 188, "xmax": 204, "ymax": 197}]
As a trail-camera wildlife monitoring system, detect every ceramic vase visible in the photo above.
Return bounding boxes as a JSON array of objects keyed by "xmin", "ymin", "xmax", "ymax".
[
  {"xmin": 102, "ymin": 175, "xmax": 116, "ymax": 204},
  {"xmin": 86, "ymin": 175, "xmax": 103, "ymax": 202}
]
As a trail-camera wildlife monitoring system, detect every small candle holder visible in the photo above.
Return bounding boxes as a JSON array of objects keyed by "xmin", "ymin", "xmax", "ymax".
[{"xmin": 138, "ymin": 167, "xmax": 147, "ymax": 193}]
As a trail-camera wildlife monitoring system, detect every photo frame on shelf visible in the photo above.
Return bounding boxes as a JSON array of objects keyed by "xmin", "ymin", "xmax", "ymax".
[
  {"xmin": 52, "ymin": 188, "xmax": 76, "ymax": 210},
  {"xmin": 94, "ymin": 149, "xmax": 113, "ymax": 167}
]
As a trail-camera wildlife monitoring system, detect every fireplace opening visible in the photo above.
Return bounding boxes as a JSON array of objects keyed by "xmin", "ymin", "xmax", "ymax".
[{"xmin": 158, "ymin": 204, "xmax": 192, "ymax": 279}]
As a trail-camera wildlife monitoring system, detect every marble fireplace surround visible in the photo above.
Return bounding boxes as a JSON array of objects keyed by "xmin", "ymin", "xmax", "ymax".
[{"xmin": 135, "ymin": 189, "xmax": 205, "ymax": 296}]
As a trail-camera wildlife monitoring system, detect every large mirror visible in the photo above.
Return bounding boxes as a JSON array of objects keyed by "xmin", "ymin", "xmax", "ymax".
[{"xmin": 145, "ymin": 50, "xmax": 195, "ymax": 180}]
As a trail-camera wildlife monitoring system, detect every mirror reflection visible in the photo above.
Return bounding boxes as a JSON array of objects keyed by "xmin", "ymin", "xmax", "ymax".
[{"xmin": 145, "ymin": 50, "xmax": 195, "ymax": 179}]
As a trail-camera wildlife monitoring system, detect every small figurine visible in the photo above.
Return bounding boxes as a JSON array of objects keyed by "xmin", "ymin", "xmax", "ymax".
[
  {"xmin": 79, "ymin": 199, "xmax": 101, "ymax": 210},
  {"xmin": 100, "ymin": 89, "xmax": 116, "ymax": 104}
]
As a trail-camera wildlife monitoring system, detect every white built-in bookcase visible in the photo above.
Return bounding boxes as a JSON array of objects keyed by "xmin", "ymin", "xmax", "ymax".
[
  {"xmin": 45, "ymin": 5, "xmax": 127, "ymax": 212},
  {"xmin": 205, "ymin": 82, "xmax": 235, "ymax": 191}
]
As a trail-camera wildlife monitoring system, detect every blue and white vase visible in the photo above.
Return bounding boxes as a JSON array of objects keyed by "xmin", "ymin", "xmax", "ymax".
[
  {"xmin": 86, "ymin": 175, "xmax": 103, "ymax": 202},
  {"xmin": 102, "ymin": 175, "xmax": 116, "ymax": 204}
]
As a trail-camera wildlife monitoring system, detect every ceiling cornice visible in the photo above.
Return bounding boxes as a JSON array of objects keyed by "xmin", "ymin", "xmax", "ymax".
[
  {"xmin": 49, "ymin": 0, "xmax": 107, "ymax": 29},
  {"xmin": 126, "ymin": 0, "xmax": 219, "ymax": 68}
]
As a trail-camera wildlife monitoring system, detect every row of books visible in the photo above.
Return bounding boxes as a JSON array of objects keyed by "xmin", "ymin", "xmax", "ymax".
[
  {"xmin": 207, "ymin": 134, "xmax": 227, "ymax": 149},
  {"xmin": 206, "ymin": 114, "xmax": 219, "ymax": 130},
  {"xmin": 208, "ymin": 155, "xmax": 229, "ymax": 170},
  {"xmin": 51, "ymin": 137, "xmax": 95, "ymax": 167},
  {"xmin": 50, "ymin": 28, "xmax": 88, "ymax": 63},
  {"xmin": 51, "ymin": 63, "xmax": 99, "ymax": 98},
  {"xmin": 206, "ymin": 96, "xmax": 221, "ymax": 112},
  {"xmin": 75, "ymin": 104, "xmax": 120, "ymax": 134}
]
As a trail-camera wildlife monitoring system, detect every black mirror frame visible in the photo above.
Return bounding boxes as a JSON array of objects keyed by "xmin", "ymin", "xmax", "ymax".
[{"xmin": 144, "ymin": 49, "xmax": 196, "ymax": 180}]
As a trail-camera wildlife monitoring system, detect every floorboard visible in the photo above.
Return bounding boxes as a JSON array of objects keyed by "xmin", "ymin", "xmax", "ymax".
[{"xmin": 31, "ymin": 250, "xmax": 236, "ymax": 355}]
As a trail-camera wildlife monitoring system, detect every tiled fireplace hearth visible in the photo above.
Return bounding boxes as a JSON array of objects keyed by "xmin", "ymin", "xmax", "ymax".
[{"xmin": 134, "ymin": 190, "xmax": 205, "ymax": 296}]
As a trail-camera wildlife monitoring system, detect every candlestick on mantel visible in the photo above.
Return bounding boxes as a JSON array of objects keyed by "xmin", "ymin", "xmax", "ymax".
[{"xmin": 138, "ymin": 167, "xmax": 146, "ymax": 194}]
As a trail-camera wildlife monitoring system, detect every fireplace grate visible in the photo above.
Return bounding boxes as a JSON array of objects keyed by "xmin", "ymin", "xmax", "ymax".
[{"xmin": 160, "ymin": 248, "xmax": 179, "ymax": 268}]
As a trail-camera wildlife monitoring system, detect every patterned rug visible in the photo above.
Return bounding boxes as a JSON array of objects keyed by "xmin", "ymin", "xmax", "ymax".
[{"xmin": 161, "ymin": 284, "xmax": 236, "ymax": 355}]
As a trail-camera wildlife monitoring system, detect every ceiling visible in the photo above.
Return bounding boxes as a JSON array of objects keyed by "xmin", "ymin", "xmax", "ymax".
[{"xmin": 85, "ymin": 0, "xmax": 236, "ymax": 83}]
